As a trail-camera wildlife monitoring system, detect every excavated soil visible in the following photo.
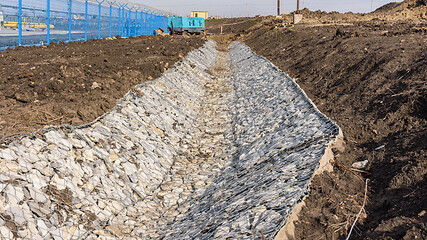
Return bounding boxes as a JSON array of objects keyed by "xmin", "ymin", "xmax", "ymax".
[
  {"xmin": 0, "ymin": 35, "xmax": 205, "ymax": 139},
  {"xmin": 239, "ymin": 9, "xmax": 426, "ymax": 240}
]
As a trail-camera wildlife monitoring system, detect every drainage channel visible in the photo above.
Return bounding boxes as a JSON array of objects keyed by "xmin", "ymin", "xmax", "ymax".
[{"xmin": 0, "ymin": 41, "xmax": 340, "ymax": 239}]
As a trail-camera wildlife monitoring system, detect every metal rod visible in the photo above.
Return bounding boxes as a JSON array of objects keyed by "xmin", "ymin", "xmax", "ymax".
[
  {"xmin": 297, "ymin": 0, "xmax": 300, "ymax": 13},
  {"xmin": 143, "ymin": 9, "xmax": 146, "ymax": 35},
  {"xmin": 109, "ymin": 4, "xmax": 112, "ymax": 37},
  {"xmin": 140, "ymin": 11, "xmax": 143, "ymax": 35},
  {"xmin": 84, "ymin": 0, "xmax": 88, "ymax": 41},
  {"xmin": 98, "ymin": 2, "xmax": 101, "ymax": 39},
  {"xmin": 47, "ymin": 0, "xmax": 50, "ymax": 44},
  {"xmin": 128, "ymin": 8, "xmax": 131, "ymax": 37},
  {"xmin": 135, "ymin": 9, "xmax": 138, "ymax": 36},
  {"xmin": 118, "ymin": 7, "xmax": 121, "ymax": 36},
  {"xmin": 277, "ymin": 0, "xmax": 280, "ymax": 16},
  {"xmin": 18, "ymin": 0, "xmax": 22, "ymax": 45},
  {"xmin": 68, "ymin": 0, "xmax": 72, "ymax": 42}
]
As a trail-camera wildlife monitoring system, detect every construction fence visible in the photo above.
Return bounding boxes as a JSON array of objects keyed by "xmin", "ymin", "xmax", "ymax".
[{"xmin": 0, "ymin": 0, "xmax": 169, "ymax": 50}]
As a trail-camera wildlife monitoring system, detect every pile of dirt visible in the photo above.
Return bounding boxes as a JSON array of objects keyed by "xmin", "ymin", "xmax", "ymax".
[
  {"xmin": 228, "ymin": 7, "xmax": 427, "ymax": 240},
  {"xmin": 268, "ymin": 0, "xmax": 427, "ymax": 24},
  {"xmin": 0, "ymin": 35, "xmax": 205, "ymax": 139},
  {"xmin": 206, "ymin": 18, "xmax": 262, "ymax": 35},
  {"xmin": 374, "ymin": 2, "xmax": 402, "ymax": 12}
]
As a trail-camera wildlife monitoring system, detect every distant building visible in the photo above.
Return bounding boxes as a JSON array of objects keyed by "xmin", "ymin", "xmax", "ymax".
[
  {"xmin": 191, "ymin": 11, "xmax": 208, "ymax": 19},
  {"xmin": 208, "ymin": 16, "xmax": 222, "ymax": 20}
]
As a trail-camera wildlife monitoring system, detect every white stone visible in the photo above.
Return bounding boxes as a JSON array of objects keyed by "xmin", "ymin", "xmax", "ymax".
[
  {"xmin": 5, "ymin": 185, "xmax": 24, "ymax": 205},
  {"xmin": 0, "ymin": 226, "xmax": 13, "ymax": 239},
  {"xmin": 70, "ymin": 138, "xmax": 86, "ymax": 149},
  {"xmin": 37, "ymin": 219, "xmax": 49, "ymax": 237},
  {"xmin": 50, "ymin": 228, "xmax": 64, "ymax": 240},
  {"xmin": 82, "ymin": 149, "xmax": 95, "ymax": 161},
  {"xmin": 45, "ymin": 131, "xmax": 72, "ymax": 151},
  {"xmin": 29, "ymin": 187, "xmax": 49, "ymax": 203},
  {"xmin": 27, "ymin": 221, "xmax": 38, "ymax": 233},
  {"xmin": 0, "ymin": 148, "xmax": 17, "ymax": 161},
  {"xmin": 18, "ymin": 157, "xmax": 33, "ymax": 172},
  {"xmin": 52, "ymin": 174, "xmax": 67, "ymax": 190},
  {"xmin": 122, "ymin": 162, "xmax": 137, "ymax": 175},
  {"xmin": 0, "ymin": 160, "xmax": 21, "ymax": 172},
  {"xmin": 352, "ymin": 160, "xmax": 369, "ymax": 169},
  {"xmin": 28, "ymin": 170, "xmax": 48, "ymax": 190},
  {"xmin": 6, "ymin": 206, "xmax": 27, "ymax": 225}
]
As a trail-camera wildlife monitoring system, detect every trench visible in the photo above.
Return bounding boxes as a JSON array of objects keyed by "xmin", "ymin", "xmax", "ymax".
[{"xmin": 0, "ymin": 41, "xmax": 340, "ymax": 239}]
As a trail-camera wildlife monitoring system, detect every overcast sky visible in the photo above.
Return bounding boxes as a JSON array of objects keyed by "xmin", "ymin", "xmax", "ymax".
[{"xmin": 126, "ymin": 0, "xmax": 398, "ymax": 17}]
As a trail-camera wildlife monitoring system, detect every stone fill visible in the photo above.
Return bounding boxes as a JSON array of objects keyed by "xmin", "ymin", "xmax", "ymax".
[{"xmin": 0, "ymin": 41, "xmax": 340, "ymax": 239}]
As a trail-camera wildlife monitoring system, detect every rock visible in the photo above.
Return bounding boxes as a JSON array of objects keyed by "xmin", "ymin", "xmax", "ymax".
[
  {"xmin": 27, "ymin": 202, "xmax": 44, "ymax": 216},
  {"xmin": 50, "ymin": 227, "xmax": 64, "ymax": 240},
  {"xmin": 0, "ymin": 148, "xmax": 18, "ymax": 161},
  {"xmin": 70, "ymin": 137, "xmax": 86, "ymax": 148},
  {"xmin": 122, "ymin": 162, "xmax": 137, "ymax": 175},
  {"xmin": 37, "ymin": 220, "xmax": 49, "ymax": 237},
  {"xmin": 106, "ymin": 225, "xmax": 125, "ymax": 238},
  {"xmin": 352, "ymin": 160, "xmax": 369, "ymax": 169},
  {"xmin": 52, "ymin": 174, "xmax": 67, "ymax": 190},
  {"xmin": 6, "ymin": 206, "xmax": 27, "ymax": 225},
  {"xmin": 29, "ymin": 187, "xmax": 49, "ymax": 203},
  {"xmin": 5, "ymin": 185, "xmax": 24, "ymax": 204},
  {"xmin": 91, "ymin": 82, "xmax": 101, "ymax": 90},
  {"xmin": 0, "ymin": 160, "xmax": 21, "ymax": 172},
  {"xmin": 28, "ymin": 170, "xmax": 48, "ymax": 190},
  {"xmin": 0, "ymin": 226, "xmax": 13, "ymax": 239},
  {"xmin": 23, "ymin": 150, "xmax": 40, "ymax": 163},
  {"xmin": 82, "ymin": 149, "xmax": 95, "ymax": 161},
  {"xmin": 44, "ymin": 131, "xmax": 72, "ymax": 151}
]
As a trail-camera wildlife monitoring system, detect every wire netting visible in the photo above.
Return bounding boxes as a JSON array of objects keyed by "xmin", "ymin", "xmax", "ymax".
[{"xmin": 0, "ymin": 0, "xmax": 169, "ymax": 50}]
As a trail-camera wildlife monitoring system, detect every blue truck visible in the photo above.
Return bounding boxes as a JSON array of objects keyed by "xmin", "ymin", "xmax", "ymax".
[{"xmin": 167, "ymin": 16, "xmax": 205, "ymax": 35}]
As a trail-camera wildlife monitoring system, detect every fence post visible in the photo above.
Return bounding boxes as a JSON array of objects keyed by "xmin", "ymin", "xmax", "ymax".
[
  {"xmin": 47, "ymin": 0, "xmax": 50, "ymax": 44},
  {"xmin": 128, "ymin": 7, "xmax": 135, "ymax": 37},
  {"xmin": 122, "ymin": 8, "xmax": 124, "ymax": 36},
  {"xmin": 109, "ymin": 2, "xmax": 116, "ymax": 38},
  {"xmin": 97, "ymin": 0, "xmax": 105, "ymax": 39},
  {"xmin": 118, "ymin": 6, "xmax": 121, "ymax": 36},
  {"xmin": 127, "ymin": 8, "xmax": 130, "ymax": 37},
  {"xmin": 84, "ymin": 0, "xmax": 88, "ymax": 41},
  {"xmin": 148, "ymin": 11, "xmax": 152, "ymax": 35},
  {"xmin": 135, "ymin": 9, "xmax": 138, "ymax": 37},
  {"xmin": 68, "ymin": 0, "xmax": 72, "ymax": 42},
  {"xmin": 120, "ymin": 4, "xmax": 127, "ymax": 36},
  {"xmin": 139, "ymin": 10, "xmax": 144, "ymax": 35},
  {"xmin": 142, "ymin": 8, "xmax": 146, "ymax": 35},
  {"xmin": 151, "ymin": 11, "xmax": 154, "ymax": 35},
  {"xmin": 18, "ymin": 0, "xmax": 22, "ymax": 45}
]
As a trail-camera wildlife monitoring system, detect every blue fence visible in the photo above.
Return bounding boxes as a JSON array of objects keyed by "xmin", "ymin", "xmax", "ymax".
[{"xmin": 0, "ymin": 0, "xmax": 169, "ymax": 50}]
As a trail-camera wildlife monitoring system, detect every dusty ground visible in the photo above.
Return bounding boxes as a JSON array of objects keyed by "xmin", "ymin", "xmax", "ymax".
[
  {"xmin": 0, "ymin": 35, "xmax": 205, "ymax": 139},
  {"xmin": 208, "ymin": 0, "xmax": 426, "ymax": 239}
]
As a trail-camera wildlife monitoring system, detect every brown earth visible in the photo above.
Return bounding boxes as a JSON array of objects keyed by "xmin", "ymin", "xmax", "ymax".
[
  {"xmin": 207, "ymin": 0, "xmax": 426, "ymax": 239},
  {"xmin": 0, "ymin": 35, "xmax": 205, "ymax": 139}
]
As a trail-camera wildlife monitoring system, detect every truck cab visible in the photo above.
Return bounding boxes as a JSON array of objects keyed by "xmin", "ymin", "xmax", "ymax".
[{"xmin": 167, "ymin": 16, "xmax": 205, "ymax": 35}]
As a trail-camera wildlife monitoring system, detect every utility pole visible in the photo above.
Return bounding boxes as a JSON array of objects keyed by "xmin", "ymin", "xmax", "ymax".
[{"xmin": 277, "ymin": 0, "xmax": 280, "ymax": 16}]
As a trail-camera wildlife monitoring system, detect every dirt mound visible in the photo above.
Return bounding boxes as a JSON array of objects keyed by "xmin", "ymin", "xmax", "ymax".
[
  {"xmin": 374, "ymin": 2, "xmax": 401, "ymax": 12},
  {"xmin": 372, "ymin": 0, "xmax": 427, "ymax": 20},
  {"xmin": 241, "ymin": 18, "xmax": 426, "ymax": 239},
  {"xmin": 0, "ymin": 36, "xmax": 205, "ymax": 139}
]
